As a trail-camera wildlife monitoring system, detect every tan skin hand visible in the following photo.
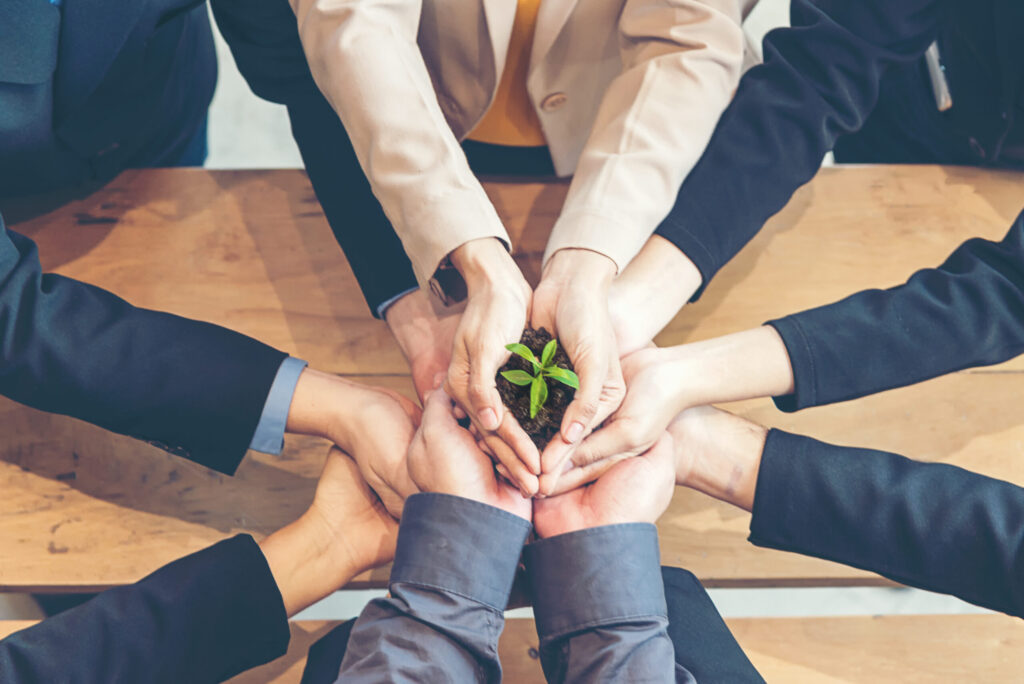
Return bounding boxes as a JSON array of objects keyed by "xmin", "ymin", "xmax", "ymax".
[
  {"xmin": 533, "ymin": 433, "xmax": 676, "ymax": 538},
  {"xmin": 260, "ymin": 448, "xmax": 398, "ymax": 617},
  {"xmin": 532, "ymin": 249, "xmax": 626, "ymax": 492},
  {"xmin": 445, "ymin": 238, "xmax": 541, "ymax": 495},
  {"xmin": 385, "ymin": 288, "xmax": 462, "ymax": 401},
  {"xmin": 408, "ymin": 388, "xmax": 533, "ymax": 519}
]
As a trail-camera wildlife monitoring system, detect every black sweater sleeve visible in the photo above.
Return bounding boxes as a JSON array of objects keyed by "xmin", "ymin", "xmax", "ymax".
[
  {"xmin": 750, "ymin": 429, "xmax": 1024, "ymax": 617},
  {"xmin": 0, "ymin": 535, "xmax": 291, "ymax": 683},
  {"xmin": 768, "ymin": 209, "xmax": 1024, "ymax": 411},
  {"xmin": 655, "ymin": 0, "xmax": 947, "ymax": 296},
  {"xmin": 0, "ymin": 218, "xmax": 285, "ymax": 474}
]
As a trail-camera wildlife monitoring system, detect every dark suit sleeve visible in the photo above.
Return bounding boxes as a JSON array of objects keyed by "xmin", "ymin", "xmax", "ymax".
[
  {"xmin": 749, "ymin": 429, "xmax": 1024, "ymax": 617},
  {"xmin": 209, "ymin": 0, "xmax": 418, "ymax": 316},
  {"xmin": 0, "ymin": 535, "xmax": 291, "ymax": 683},
  {"xmin": 0, "ymin": 217, "xmax": 286, "ymax": 473},
  {"xmin": 655, "ymin": 0, "xmax": 947, "ymax": 296},
  {"xmin": 767, "ymin": 209, "xmax": 1024, "ymax": 411}
]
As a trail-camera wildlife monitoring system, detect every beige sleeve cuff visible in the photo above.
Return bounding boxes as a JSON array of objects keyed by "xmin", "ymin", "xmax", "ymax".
[{"xmin": 543, "ymin": 208, "xmax": 649, "ymax": 274}]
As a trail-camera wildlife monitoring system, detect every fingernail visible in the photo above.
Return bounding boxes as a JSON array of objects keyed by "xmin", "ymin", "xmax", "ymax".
[
  {"xmin": 432, "ymin": 372, "xmax": 445, "ymax": 389},
  {"xmin": 478, "ymin": 408, "xmax": 499, "ymax": 430},
  {"xmin": 565, "ymin": 421, "xmax": 584, "ymax": 443},
  {"xmin": 562, "ymin": 460, "xmax": 574, "ymax": 474}
]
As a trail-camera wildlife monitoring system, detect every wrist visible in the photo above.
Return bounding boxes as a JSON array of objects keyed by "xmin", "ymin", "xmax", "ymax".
[
  {"xmin": 449, "ymin": 238, "xmax": 523, "ymax": 292},
  {"xmin": 543, "ymin": 248, "xmax": 617, "ymax": 289},
  {"xmin": 676, "ymin": 410, "xmax": 766, "ymax": 511},
  {"xmin": 286, "ymin": 369, "xmax": 361, "ymax": 451},
  {"xmin": 259, "ymin": 511, "xmax": 360, "ymax": 616}
]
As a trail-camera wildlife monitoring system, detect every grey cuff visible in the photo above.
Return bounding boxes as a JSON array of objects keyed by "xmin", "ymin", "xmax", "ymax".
[
  {"xmin": 525, "ymin": 523, "xmax": 667, "ymax": 641},
  {"xmin": 391, "ymin": 493, "xmax": 532, "ymax": 611}
]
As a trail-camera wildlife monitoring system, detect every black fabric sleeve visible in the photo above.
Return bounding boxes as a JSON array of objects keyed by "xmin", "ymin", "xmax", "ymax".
[
  {"xmin": 0, "ymin": 218, "xmax": 285, "ymax": 473},
  {"xmin": 768, "ymin": 209, "xmax": 1024, "ymax": 411},
  {"xmin": 209, "ymin": 0, "xmax": 418, "ymax": 316},
  {"xmin": 661, "ymin": 567, "xmax": 765, "ymax": 684},
  {"xmin": 749, "ymin": 429, "xmax": 1024, "ymax": 617},
  {"xmin": 655, "ymin": 0, "xmax": 948, "ymax": 297},
  {"xmin": 0, "ymin": 535, "xmax": 291, "ymax": 683}
]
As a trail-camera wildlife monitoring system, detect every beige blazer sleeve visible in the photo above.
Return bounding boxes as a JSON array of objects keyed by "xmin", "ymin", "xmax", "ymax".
[
  {"xmin": 542, "ymin": 0, "xmax": 746, "ymax": 272},
  {"xmin": 288, "ymin": 0, "xmax": 509, "ymax": 289}
]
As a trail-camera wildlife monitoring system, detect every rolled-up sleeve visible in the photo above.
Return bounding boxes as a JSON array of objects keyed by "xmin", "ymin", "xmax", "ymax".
[
  {"xmin": 337, "ymin": 493, "xmax": 531, "ymax": 683},
  {"xmin": 525, "ymin": 523, "xmax": 684, "ymax": 683}
]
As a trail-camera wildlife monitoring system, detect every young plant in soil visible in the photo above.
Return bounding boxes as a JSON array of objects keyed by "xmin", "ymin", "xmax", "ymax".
[{"xmin": 496, "ymin": 327, "xmax": 578, "ymax": 449}]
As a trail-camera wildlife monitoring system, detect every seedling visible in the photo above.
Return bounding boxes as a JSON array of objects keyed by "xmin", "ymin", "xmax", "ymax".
[{"xmin": 500, "ymin": 339, "xmax": 579, "ymax": 419}]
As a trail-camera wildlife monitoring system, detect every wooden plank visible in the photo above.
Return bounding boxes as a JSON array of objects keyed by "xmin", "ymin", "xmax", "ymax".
[
  {"xmin": 4, "ymin": 614, "xmax": 1021, "ymax": 683},
  {"xmin": 0, "ymin": 166, "xmax": 1022, "ymax": 590}
]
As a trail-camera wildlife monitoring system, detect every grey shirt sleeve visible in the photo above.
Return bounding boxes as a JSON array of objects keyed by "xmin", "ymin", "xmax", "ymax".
[
  {"xmin": 337, "ymin": 493, "xmax": 531, "ymax": 683},
  {"xmin": 525, "ymin": 524, "xmax": 689, "ymax": 684}
]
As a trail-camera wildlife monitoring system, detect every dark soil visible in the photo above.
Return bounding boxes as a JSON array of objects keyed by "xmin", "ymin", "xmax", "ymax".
[{"xmin": 496, "ymin": 327, "xmax": 576, "ymax": 450}]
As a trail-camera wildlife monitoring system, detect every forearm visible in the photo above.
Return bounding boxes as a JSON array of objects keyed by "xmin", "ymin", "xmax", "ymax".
[
  {"xmin": 544, "ymin": 0, "xmax": 745, "ymax": 272},
  {"xmin": 665, "ymin": 326, "xmax": 795, "ymax": 410},
  {"xmin": 340, "ymin": 494, "xmax": 530, "ymax": 683},
  {"xmin": 609, "ymin": 235, "xmax": 702, "ymax": 353},
  {"xmin": 750, "ymin": 430, "xmax": 1024, "ymax": 617},
  {"xmin": 258, "ymin": 509, "xmax": 363, "ymax": 617},
  {"xmin": 654, "ymin": 0, "xmax": 943, "ymax": 293},
  {"xmin": 0, "ymin": 222, "xmax": 284, "ymax": 474},
  {"xmin": 288, "ymin": 0, "xmax": 507, "ymax": 287},
  {"xmin": 0, "ymin": 537, "xmax": 289, "ymax": 684},
  {"xmin": 769, "ymin": 210, "xmax": 1024, "ymax": 411}
]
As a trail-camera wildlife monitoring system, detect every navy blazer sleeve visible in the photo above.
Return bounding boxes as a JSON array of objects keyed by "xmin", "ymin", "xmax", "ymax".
[
  {"xmin": 0, "ymin": 535, "xmax": 291, "ymax": 683},
  {"xmin": 767, "ymin": 209, "xmax": 1024, "ymax": 411},
  {"xmin": 750, "ymin": 429, "xmax": 1024, "ymax": 617},
  {"xmin": 655, "ymin": 0, "xmax": 948, "ymax": 295},
  {"xmin": 0, "ymin": 217, "xmax": 286, "ymax": 473},
  {"xmin": 209, "ymin": 0, "xmax": 418, "ymax": 316}
]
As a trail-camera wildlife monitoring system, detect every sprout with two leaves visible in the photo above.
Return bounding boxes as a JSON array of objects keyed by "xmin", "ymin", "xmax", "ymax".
[{"xmin": 499, "ymin": 339, "xmax": 579, "ymax": 419}]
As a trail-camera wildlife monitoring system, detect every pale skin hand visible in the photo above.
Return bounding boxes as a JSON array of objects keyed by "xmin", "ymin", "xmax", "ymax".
[
  {"xmin": 408, "ymin": 388, "xmax": 532, "ymax": 519},
  {"xmin": 385, "ymin": 288, "xmax": 462, "ymax": 401},
  {"xmin": 561, "ymin": 326, "xmax": 794, "ymax": 492},
  {"xmin": 533, "ymin": 433, "xmax": 676, "ymax": 538},
  {"xmin": 608, "ymin": 235, "xmax": 703, "ymax": 355},
  {"xmin": 286, "ymin": 368, "xmax": 421, "ymax": 517},
  {"xmin": 259, "ymin": 447, "xmax": 398, "ymax": 616},
  {"xmin": 532, "ymin": 248, "xmax": 626, "ymax": 491},
  {"xmin": 445, "ymin": 237, "xmax": 541, "ymax": 495}
]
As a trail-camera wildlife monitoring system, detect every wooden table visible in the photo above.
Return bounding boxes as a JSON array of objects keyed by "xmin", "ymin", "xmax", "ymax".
[
  {"xmin": 1, "ymin": 165, "xmax": 1023, "ymax": 592},
  {"xmin": 4, "ymin": 614, "xmax": 1022, "ymax": 683}
]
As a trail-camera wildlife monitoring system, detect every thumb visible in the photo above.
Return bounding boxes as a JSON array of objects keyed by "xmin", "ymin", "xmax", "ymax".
[
  {"xmin": 466, "ymin": 345, "xmax": 505, "ymax": 432},
  {"xmin": 560, "ymin": 351, "xmax": 605, "ymax": 444},
  {"xmin": 571, "ymin": 418, "xmax": 649, "ymax": 469}
]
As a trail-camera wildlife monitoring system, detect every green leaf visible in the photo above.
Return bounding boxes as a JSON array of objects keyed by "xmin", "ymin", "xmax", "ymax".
[
  {"xmin": 543, "ymin": 366, "xmax": 580, "ymax": 389},
  {"xmin": 540, "ymin": 339, "xmax": 557, "ymax": 368},
  {"xmin": 530, "ymin": 376, "xmax": 548, "ymax": 419},
  {"xmin": 505, "ymin": 343, "xmax": 541, "ymax": 372},
  {"xmin": 500, "ymin": 370, "xmax": 534, "ymax": 386}
]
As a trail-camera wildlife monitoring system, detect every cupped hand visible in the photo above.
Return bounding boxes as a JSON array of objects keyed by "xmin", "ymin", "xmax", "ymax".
[
  {"xmin": 408, "ymin": 388, "xmax": 533, "ymax": 520},
  {"xmin": 385, "ymin": 288, "xmax": 462, "ymax": 401},
  {"xmin": 532, "ymin": 248, "xmax": 626, "ymax": 489},
  {"xmin": 330, "ymin": 382, "xmax": 422, "ymax": 517},
  {"xmin": 444, "ymin": 238, "xmax": 541, "ymax": 493},
  {"xmin": 533, "ymin": 433, "xmax": 676, "ymax": 538},
  {"xmin": 558, "ymin": 345, "xmax": 688, "ymax": 487},
  {"xmin": 307, "ymin": 447, "xmax": 400, "ymax": 573}
]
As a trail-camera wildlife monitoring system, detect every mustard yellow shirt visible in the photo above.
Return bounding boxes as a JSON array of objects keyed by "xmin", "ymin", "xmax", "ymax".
[{"xmin": 467, "ymin": 0, "xmax": 547, "ymax": 147}]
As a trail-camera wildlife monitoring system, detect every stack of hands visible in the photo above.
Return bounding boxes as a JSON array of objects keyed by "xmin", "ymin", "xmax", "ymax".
[{"xmin": 380, "ymin": 235, "xmax": 788, "ymax": 504}]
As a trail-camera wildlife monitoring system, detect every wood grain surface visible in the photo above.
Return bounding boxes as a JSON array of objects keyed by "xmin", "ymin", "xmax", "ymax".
[
  {"xmin": 5, "ymin": 614, "xmax": 1021, "ymax": 683},
  {"xmin": 0, "ymin": 166, "xmax": 1022, "ymax": 590}
]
